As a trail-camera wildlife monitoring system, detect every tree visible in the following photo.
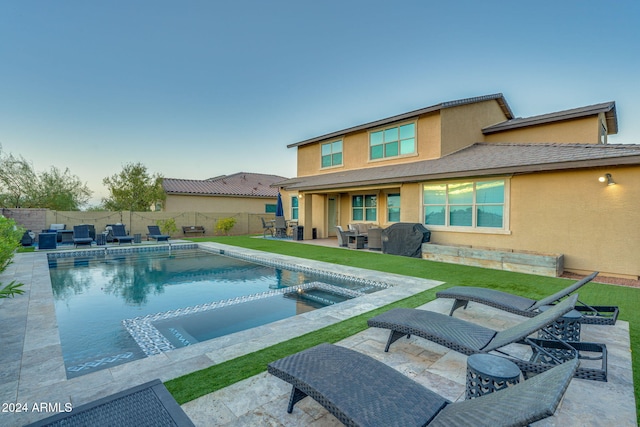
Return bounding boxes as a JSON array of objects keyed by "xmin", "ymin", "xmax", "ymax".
[
  {"xmin": 102, "ymin": 163, "xmax": 165, "ymax": 211},
  {"xmin": 0, "ymin": 146, "xmax": 92, "ymax": 210},
  {"xmin": 0, "ymin": 148, "xmax": 38, "ymax": 208},
  {"xmin": 34, "ymin": 166, "xmax": 92, "ymax": 210}
]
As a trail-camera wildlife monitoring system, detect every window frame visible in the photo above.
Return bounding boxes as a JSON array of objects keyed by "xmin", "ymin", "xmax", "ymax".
[
  {"xmin": 351, "ymin": 194, "xmax": 377, "ymax": 222},
  {"xmin": 291, "ymin": 196, "xmax": 299, "ymax": 220},
  {"xmin": 368, "ymin": 121, "xmax": 416, "ymax": 161},
  {"xmin": 422, "ymin": 178, "xmax": 510, "ymax": 234},
  {"xmin": 386, "ymin": 193, "xmax": 401, "ymax": 223},
  {"xmin": 320, "ymin": 139, "xmax": 343, "ymax": 168}
]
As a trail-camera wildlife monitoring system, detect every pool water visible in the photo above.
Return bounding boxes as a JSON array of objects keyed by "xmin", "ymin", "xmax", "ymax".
[{"xmin": 49, "ymin": 248, "xmax": 383, "ymax": 378}]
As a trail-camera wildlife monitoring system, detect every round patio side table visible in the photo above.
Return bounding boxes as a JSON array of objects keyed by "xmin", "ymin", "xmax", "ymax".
[
  {"xmin": 538, "ymin": 305, "xmax": 582, "ymax": 341},
  {"xmin": 466, "ymin": 354, "xmax": 521, "ymax": 399}
]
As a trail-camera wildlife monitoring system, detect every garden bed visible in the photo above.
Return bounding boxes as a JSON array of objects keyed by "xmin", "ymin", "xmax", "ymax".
[{"xmin": 422, "ymin": 243, "xmax": 563, "ymax": 277}]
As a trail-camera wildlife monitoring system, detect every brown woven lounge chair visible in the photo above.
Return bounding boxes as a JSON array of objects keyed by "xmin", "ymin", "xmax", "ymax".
[
  {"xmin": 367, "ymin": 294, "xmax": 607, "ymax": 381},
  {"xmin": 268, "ymin": 343, "xmax": 578, "ymax": 427},
  {"xmin": 436, "ymin": 272, "xmax": 618, "ymax": 325}
]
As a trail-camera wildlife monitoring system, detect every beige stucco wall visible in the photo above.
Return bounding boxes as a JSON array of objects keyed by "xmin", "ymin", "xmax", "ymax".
[
  {"xmin": 440, "ymin": 100, "xmax": 508, "ymax": 156},
  {"xmin": 484, "ymin": 116, "xmax": 601, "ymax": 144},
  {"xmin": 295, "ymin": 99, "xmax": 509, "ymax": 177},
  {"xmin": 164, "ymin": 194, "xmax": 277, "ymax": 214},
  {"xmin": 426, "ymin": 167, "xmax": 640, "ymax": 279}
]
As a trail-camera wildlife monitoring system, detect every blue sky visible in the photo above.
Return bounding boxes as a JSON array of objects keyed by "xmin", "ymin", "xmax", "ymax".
[{"xmin": 1, "ymin": 1, "xmax": 639, "ymax": 206}]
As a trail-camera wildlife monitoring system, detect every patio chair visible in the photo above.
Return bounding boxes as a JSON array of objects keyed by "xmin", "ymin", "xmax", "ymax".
[
  {"xmin": 72, "ymin": 225, "xmax": 93, "ymax": 248},
  {"xmin": 274, "ymin": 216, "xmax": 287, "ymax": 238},
  {"xmin": 111, "ymin": 224, "xmax": 134, "ymax": 245},
  {"xmin": 24, "ymin": 379, "xmax": 194, "ymax": 427},
  {"xmin": 436, "ymin": 271, "xmax": 618, "ymax": 325},
  {"xmin": 268, "ymin": 343, "xmax": 578, "ymax": 427},
  {"xmin": 261, "ymin": 217, "xmax": 274, "ymax": 237},
  {"xmin": 367, "ymin": 294, "xmax": 607, "ymax": 381},
  {"xmin": 147, "ymin": 225, "xmax": 170, "ymax": 242},
  {"xmin": 335, "ymin": 226, "xmax": 348, "ymax": 247}
]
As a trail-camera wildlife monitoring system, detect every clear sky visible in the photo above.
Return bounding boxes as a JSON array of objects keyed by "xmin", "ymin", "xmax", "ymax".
[{"xmin": 1, "ymin": 1, "xmax": 639, "ymax": 206}]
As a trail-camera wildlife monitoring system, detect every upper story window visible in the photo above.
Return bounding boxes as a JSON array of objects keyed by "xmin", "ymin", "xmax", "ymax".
[
  {"xmin": 321, "ymin": 140, "xmax": 343, "ymax": 168},
  {"xmin": 423, "ymin": 180, "xmax": 506, "ymax": 230},
  {"xmin": 291, "ymin": 196, "xmax": 299, "ymax": 220},
  {"xmin": 370, "ymin": 122, "xmax": 415, "ymax": 160}
]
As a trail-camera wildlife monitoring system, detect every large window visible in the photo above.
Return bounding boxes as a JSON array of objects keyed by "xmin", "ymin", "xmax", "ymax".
[
  {"xmin": 291, "ymin": 196, "xmax": 299, "ymax": 220},
  {"xmin": 321, "ymin": 140, "xmax": 343, "ymax": 168},
  {"xmin": 423, "ymin": 180, "xmax": 505, "ymax": 229},
  {"xmin": 352, "ymin": 195, "xmax": 377, "ymax": 221},
  {"xmin": 387, "ymin": 193, "xmax": 400, "ymax": 222},
  {"xmin": 370, "ymin": 122, "xmax": 415, "ymax": 160}
]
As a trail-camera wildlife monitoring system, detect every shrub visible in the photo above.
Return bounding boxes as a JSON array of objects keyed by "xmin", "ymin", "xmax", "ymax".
[
  {"xmin": 215, "ymin": 217, "xmax": 237, "ymax": 235},
  {"xmin": 156, "ymin": 218, "xmax": 178, "ymax": 235},
  {"xmin": 0, "ymin": 216, "xmax": 24, "ymax": 298}
]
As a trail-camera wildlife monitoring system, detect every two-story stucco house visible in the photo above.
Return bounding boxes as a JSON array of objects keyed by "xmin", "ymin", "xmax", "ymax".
[{"xmin": 276, "ymin": 94, "xmax": 640, "ymax": 279}]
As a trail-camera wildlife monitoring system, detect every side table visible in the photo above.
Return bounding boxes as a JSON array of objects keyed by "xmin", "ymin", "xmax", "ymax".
[
  {"xmin": 466, "ymin": 354, "xmax": 520, "ymax": 399},
  {"xmin": 347, "ymin": 233, "xmax": 365, "ymax": 249},
  {"xmin": 538, "ymin": 305, "xmax": 582, "ymax": 341}
]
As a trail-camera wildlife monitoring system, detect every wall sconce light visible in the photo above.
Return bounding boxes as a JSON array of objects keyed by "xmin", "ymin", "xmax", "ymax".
[
  {"xmin": 598, "ymin": 173, "xmax": 616, "ymax": 186},
  {"xmin": 297, "ymin": 194, "xmax": 303, "ymax": 199}
]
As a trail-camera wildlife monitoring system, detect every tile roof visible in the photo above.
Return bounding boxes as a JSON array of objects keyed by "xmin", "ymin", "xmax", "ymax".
[
  {"xmin": 163, "ymin": 172, "xmax": 288, "ymax": 197},
  {"xmin": 287, "ymin": 93, "xmax": 513, "ymax": 148},
  {"xmin": 483, "ymin": 101, "xmax": 618, "ymax": 135},
  {"xmin": 277, "ymin": 143, "xmax": 640, "ymax": 191}
]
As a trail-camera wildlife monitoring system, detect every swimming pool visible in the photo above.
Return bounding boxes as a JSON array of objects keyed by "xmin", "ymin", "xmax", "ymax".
[{"xmin": 48, "ymin": 245, "xmax": 387, "ymax": 378}]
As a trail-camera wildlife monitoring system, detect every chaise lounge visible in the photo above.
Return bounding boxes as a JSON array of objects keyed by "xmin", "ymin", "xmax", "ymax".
[
  {"xmin": 111, "ymin": 224, "xmax": 134, "ymax": 245},
  {"xmin": 436, "ymin": 271, "xmax": 618, "ymax": 325},
  {"xmin": 25, "ymin": 379, "xmax": 194, "ymax": 427},
  {"xmin": 367, "ymin": 294, "xmax": 607, "ymax": 381},
  {"xmin": 268, "ymin": 343, "xmax": 578, "ymax": 427},
  {"xmin": 72, "ymin": 225, "xmax": 93, "ymax": 248},
  {"xmin": 147, "ymin": 225, "xmax": 170, "ymax": 242}
]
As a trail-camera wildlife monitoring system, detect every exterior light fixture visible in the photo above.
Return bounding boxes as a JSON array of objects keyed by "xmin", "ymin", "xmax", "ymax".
[{"xmin": 598, "ymin": 173, "xmax": 616, "ymax": 186}]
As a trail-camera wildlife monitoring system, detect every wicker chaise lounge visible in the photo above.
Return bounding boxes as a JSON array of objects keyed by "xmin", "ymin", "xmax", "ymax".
[
  {"xmin": 367, "ymin": 294, "xmax": 607, "ymax": 381},
  {"xmin": 25, "ymin": 379, "xmax": 194, "ymax": 427},
  {"xmin": 268, "ymin": 343, "xmax": 579, "ymax": 427},
  {"xmin": 436, "ymin": 271, "xmax": 618, "ymax": 325}
]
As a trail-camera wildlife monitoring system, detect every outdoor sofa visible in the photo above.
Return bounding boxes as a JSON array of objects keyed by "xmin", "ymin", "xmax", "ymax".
[{"xmin": 268, "ymin": 343, "xmax": 578, "ymax": 427}]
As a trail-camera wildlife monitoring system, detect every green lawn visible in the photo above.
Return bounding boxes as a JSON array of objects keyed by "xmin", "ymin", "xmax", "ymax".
[{"xmin": 165, "ymin": 236, "xmax": 639, "ymax": 421}]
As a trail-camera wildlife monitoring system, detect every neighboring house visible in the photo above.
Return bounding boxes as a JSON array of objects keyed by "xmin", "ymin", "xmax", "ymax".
[
  {"xmin": 162, "ymin": 172, "xmax": 288, "ymax": 214},
  {"xmin": 276, "ymin": 93, "xmax": 640, "ymax": 279}
]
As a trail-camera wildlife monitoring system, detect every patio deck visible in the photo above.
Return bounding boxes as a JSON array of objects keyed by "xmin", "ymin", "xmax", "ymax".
[{"xmin": 0, "ymin": 241, "xmax": 635, "ymax": 426}]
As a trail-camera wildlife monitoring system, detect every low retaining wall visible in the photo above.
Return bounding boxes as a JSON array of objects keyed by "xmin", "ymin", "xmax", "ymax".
[{"xmin": 422, "ymin": 243, "xmax": 564, "ymax": 277}]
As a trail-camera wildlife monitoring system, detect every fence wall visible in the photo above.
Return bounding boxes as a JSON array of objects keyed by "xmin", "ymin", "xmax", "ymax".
[{"xmin": 2, "ymin": 208, "xmax": 274, "ymax": 239}]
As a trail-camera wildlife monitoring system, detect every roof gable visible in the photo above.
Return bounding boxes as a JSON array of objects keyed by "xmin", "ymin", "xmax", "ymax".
[
  {"xmin": 163, "ymin": 172, "xmax": 288, "ymax": 197},
  {"xmin": 482, "ymin": 101, "xmax": 618, "ymax": 135},
  {"xmin": 287, "ymin": 93, "xmax": 513, "ymax": 149}
]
